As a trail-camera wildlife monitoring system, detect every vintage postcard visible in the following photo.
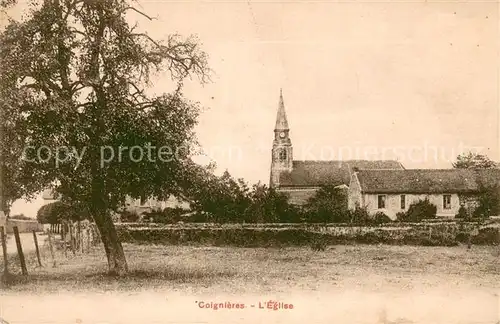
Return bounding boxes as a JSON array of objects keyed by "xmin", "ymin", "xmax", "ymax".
[{"xmin": 0, "ymin": 0, "xmax": 499, "ymax": 323}]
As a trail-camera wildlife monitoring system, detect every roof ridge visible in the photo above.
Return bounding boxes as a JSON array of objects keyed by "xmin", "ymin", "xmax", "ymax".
[
  {"xmin": 358, "ymin": 168, "xmax": 500, "ymax": 172},
  {"xmin": 292, "ymin": 159, "xmax": 401, "ymax": 163}
]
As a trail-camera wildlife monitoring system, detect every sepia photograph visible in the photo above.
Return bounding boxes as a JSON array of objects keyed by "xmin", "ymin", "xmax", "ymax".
[{"xmin": 0, "ymin": 0, "xmax": 499, "ymax": 323}]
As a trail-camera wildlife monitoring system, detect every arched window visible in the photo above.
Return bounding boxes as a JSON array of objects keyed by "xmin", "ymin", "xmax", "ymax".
[{"xmin": 279, "ymin": 149, "xmax": 287, "ymax": 161}]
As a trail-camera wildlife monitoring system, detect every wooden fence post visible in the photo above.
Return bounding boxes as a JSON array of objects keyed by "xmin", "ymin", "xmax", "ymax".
[
  {"xmin": 61, "ymin": 224, "xmax": 67, "ymax": 257},
  {"xmin": 77, "ymin": 220, "xmax": 81, "ymax": 252},
  {"xmin": 13, "ymin": 226, "xmax": 28, "ymax": 275},
  {"xmin": 87, "ymin": 227, "xmax": 92, "ymax": 253},
  {"xmin": 47, "ymin": 229, "xmax": 56, "ymax": 267},
  {"xmin": 80, "ymin": 224, "xmax": 84, "ymax": 254},
  {"xmin": 69, "ymin": 223, "xmax": 75, "ymax": 255},
  {"xmin": 0, "ymin": 226, "xmax": 8, "ymax": 277},
  {"xmin": 32, "ymin": 230, "xmax": 42, "ymax": 267},
  {"xmin": 93, "ymin": 224, "xmax": 100, "ymax": 246}
]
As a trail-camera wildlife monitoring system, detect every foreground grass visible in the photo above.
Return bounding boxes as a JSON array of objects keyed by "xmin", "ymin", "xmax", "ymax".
[{"xmin": 1, "ymin": 237, "xmax": 500, "ymax": 294}]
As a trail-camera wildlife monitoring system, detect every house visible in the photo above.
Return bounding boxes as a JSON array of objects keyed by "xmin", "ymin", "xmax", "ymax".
[
  {"xmin": 348, "ymin": 168, "xmax": 500, "ymax": 220},
  {"xmin": 276, "ymin": 160, "xmax": 405, "ymax": 205},
  {"xmin": 269, "ymin": 90, "xmax": 404, "ymax": 205},
  {"xmin": 42, "ymin": 189, "xmax": 190, "ymax": 218},
  {"xmin": 123, "ymin": 196, "xmax": 190, "ymax": 216}
]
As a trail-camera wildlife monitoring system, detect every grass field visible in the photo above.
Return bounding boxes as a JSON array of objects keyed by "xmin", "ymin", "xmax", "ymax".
[{"xmin": 1, "ymin": 240, "xmax": 500, "ymax": 324}]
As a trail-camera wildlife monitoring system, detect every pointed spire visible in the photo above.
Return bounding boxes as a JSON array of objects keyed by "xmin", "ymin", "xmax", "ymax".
[{"xmin": 275, "ymin": 88, "xmax": 289, "ymax": 130}]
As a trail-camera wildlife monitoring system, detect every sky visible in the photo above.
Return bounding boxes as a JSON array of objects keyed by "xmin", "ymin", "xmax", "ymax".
[{"xmin": 3, "ymin": 0, "xmax": 500, "ymax": 217}]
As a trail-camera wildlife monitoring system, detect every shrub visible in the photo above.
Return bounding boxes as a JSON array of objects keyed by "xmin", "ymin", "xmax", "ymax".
[
  {"xmin": 358, "ymin": 231, "xmax": 386, "ymax": 244},
  {"xmin": 395, "ymin": 212, "xmax": 406, "ymax": 222},
  {"xmin": 473, "ymin": 184, "xmax": 500, "ymax": 218},
  {"xmin": 115, "ymin": 223, "xmax": 499, "ymax": 247},
  {"xmin": 9, "ymin": 214, "xmax": 31, "ymax": 221},
  {"xmin": 399, "ymin": 199, "xmax": 437, "ymax": 222},
  {"xmin": 455, "ymin": 232, "xmax": 469, "ymax": 243},
  {"xmin": 304, "ymin": 185, "xmax": 349, "ymax": 223},
  {"xmin": 120, "ymin": 210, "xmax": 140, "ymax": 223},
  {"xmin": 36, "ymin": 201, "xmax": 89, "ymax": 224},
  {"xmin": 182, "ymin": 211, "xmax": 209, "ymax": 223},
  {"xmin": 349, "ymin": 206, "xmax": 371, "ymax": 224},
  {"xmin": 143, "ymin": 207, "xmax": 186, "ymax": 224},
  {"xmin": 310, "ymin": 238, "xmax": 327, "ymax": 251},
  {"xmin": 470, "ymin": 227, "xmax": 500, "ymax": 245},
  {"xmin": 371, "ymin": 212, "xmax": 392, "ymax": 225},
  {"xmin": 455, "ymin": 206, "xmax": 468, "ymax": 219}
]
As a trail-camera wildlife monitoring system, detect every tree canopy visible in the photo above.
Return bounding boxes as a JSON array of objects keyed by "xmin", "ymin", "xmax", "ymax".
[
  {"xmin": 181, "ymin": 167, "xmax": 298, "ymax": 223},
  {"xmin": 36, "ymin": 201, "xmax": 89, "ymax": 224},
  {"xmin": 0, "ymin": 0, "xmax": 210, "ymax": 275},
  {"xmin": 452, "ymin": 152, "xmax": 497, "ymax": 169},
  {"xmin": 304, "ymin": 185, "xmax": 349, "ymax": 223}
]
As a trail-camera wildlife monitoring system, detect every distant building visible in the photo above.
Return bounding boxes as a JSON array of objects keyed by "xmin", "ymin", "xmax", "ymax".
[
  {"xmin": 123, "ymin": 196, "xmax": 190, "ymax": 216},
  {"xmin": 348, "ymin": 168, "xmax": 500, "ymax": 220},
  {"xmin": 269, "ymin": 90, "xmax": 404, "ymax": 205},
  {"xmin": 42, "ymin": 189, "xmax": 190, "ymax": 218},
  {"xmin": 269, "ymin": 90, "xmax": 500, "ymax": 219}
]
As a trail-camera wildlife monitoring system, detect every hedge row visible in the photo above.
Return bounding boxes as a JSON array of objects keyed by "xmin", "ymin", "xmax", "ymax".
[
  {"xmin": 119, "ymin": 218, "xmax": 500, "ymax": 229},
  {"xmin": 116, "ymin": 225, "xmax": 500, "ymax": 247}
]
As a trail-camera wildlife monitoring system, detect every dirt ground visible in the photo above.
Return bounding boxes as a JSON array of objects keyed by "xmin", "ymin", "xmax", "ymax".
[{"xmin": 1, "ymin": 242, "xmax": 500, "ymax": 324}]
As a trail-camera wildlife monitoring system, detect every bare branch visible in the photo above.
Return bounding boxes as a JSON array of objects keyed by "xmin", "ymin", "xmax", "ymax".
[{"xmin": 120, "ymin": 6, "xmax": 156, "ymax": 21}]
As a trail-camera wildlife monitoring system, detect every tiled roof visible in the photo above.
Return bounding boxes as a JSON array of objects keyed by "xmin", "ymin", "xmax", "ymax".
[
  {"xmin": 279, "ymin": 160, "xmax": 404, "ymax": 187},
  {"xmin": 356, "ymin": 168, "xmax": 500, "ymax": 194},
  {"xmin": 279, "ymin": 189, "xmax": 318, "ymax": 205}
]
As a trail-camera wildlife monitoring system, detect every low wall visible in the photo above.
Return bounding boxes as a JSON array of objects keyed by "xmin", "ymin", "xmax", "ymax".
[
  {"xmin": 116, "ymin": 221, "xmax": 500, "ymax": 247},
  {"xmin": 6, "ymin": 219, "xmax": 44, "ymax": 234}
]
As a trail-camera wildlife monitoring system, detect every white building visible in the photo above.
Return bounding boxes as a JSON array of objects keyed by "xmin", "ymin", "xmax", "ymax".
[{"xmin": 348, "ymin": 168, "xmax": 500, "ymax": 220}]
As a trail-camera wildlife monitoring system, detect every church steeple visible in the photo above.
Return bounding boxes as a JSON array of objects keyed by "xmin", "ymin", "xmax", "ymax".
[
  {"xmin": 275, "ymin": 88, "xmax": 289, "ymax": 131},
  {"xmin": 270, "ymin": 89, "xmax": 293, "ymax": 188}
]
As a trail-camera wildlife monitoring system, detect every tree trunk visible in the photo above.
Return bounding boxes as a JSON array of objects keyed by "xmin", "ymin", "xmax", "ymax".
[
  {"xmin": 89, "ymin": 170, "xmax": 128, "ymax": 275},
  {"xmin": 92, "ymin": 209, "xmax": 128, "ymax": 276}
]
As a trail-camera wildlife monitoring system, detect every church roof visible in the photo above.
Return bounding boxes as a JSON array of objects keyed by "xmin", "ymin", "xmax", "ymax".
[
  {"xmin": 356, "ymin": 168, "xmax": 500, "ymax": 194},
  {"xmin": 279, "ymin": 160, "xmax": 404, "ymax": 187},
  {"xmin": 274, "ymin": 89, "xmax": 289, "ymax": 130}
]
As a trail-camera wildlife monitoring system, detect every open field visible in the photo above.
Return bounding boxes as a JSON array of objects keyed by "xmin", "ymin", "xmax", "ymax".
[
  {"xmin": 1, "ymin": 242, "xmax": 500, "ymax": 323},
  {"xmin": 4, "ymin": 232, "xmax": 41, "ymax": 256}
]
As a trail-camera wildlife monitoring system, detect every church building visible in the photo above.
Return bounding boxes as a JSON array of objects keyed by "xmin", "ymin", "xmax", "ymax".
[
  {"xmin": 269, "ymin": 90, "xmax": 500, "ymax": 220},
  {"xmin": 269, "ymin": 90, "xmax": 404, "ymax": 206}
]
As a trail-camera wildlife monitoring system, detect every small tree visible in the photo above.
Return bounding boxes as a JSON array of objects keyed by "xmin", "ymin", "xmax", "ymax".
[
  {"xmin": 455, "ymin": 206, "xmax": 468, "ymax": 219},
  {"xmin": 473, "ymin": 184, "xmax": 500, "ymax": 218},
  {"xmin": 372, "ymin": 212, "xmax": 392, "ymax": 224},
  {"xmin": 453, "ymin": 152, "xmax": 497, "ymax": 169},
  {"xmin": 143, "ymin": 207, "xmax": 185, "ymax": 223},
  {"xmin": 243, "ymin": 183, "xmax": 295, "ymax": 223},
  {"xmin": 304, "ymin": 185, "xmax": 349, "ymax": 223},
  {"xmin": 185, "ymin": 168, "xmax": 252, "ymax": 223},
  {"xmin": 119, "ymin": 210, "xmax": 140, "ymax": 223},
  {"xmin": 36, "ymin": 201, "xmax": 89, "ymax": 224},
  {"xmin": 349, "ymin": 205, "xmax": 371, "ymax": 224}
]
